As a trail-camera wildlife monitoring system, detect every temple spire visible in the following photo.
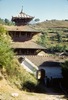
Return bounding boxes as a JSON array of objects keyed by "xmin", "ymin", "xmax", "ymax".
[
  {"xmin": 12, "ymin": 6, "xmax": 34, "ymax": 26},
  {"xmin": 21, "ymin": 6, "xmax": 23, "ymax": 13}
]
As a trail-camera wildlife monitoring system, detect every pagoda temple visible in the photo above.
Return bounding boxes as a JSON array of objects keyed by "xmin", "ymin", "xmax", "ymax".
[
  {"xmin": 5, "ymin": 8, "xmax": 63, "ymax": 80},
  {"xmin": 6, "ymin": 9, "xmax": 45, "ymax": 55}
]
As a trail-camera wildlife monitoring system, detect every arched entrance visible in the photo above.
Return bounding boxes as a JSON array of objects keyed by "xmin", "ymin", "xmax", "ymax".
[{"xmin": 37, "ymin": 69, "xmax": 45, "ymax": 84}]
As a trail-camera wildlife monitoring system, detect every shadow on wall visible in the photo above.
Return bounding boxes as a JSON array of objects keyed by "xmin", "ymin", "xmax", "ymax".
[{"xmin": 39, "ymin": 61, "xmax": 63, "ymax": 67}]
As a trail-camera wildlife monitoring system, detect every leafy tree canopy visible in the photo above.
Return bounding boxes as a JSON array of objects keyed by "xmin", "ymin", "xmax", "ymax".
[
  {"xmin": 0, "ymin": 25, "xmax": 14, "ymax": 68},
  {"xmin": 0, "ymin": 18, "xmax": 15, "ymax": 26}
]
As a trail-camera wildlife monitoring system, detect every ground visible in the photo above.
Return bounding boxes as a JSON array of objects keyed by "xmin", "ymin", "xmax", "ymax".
[{"xmin": 0, "ymin": 76, "xmax": 67, "ymax": 100}]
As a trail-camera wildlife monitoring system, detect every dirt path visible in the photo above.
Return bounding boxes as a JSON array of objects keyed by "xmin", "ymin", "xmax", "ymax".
[
  {"xmin": 0, "ymin": 78, "xmax": 67, "ymax": 100},
  {"xmin": 44, "ymin": 87, "xmax": 67, "ymax": 100},
  {"xmin": 0, "ymin": 91, "xmax": 66, "ymax": 100}
]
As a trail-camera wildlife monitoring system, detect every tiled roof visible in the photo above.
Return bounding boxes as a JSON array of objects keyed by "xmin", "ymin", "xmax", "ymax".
[
  {"xmin": 12, "ymin": 11, "xmax": 34, "ymax": 19},
  {"xmin": 5, "ymin": 25, "xmax": 39, "ymax": 32},
  {"xmin": 25, "ymin": 56, "xmax": 63, "ymax": 67},
  {"xmin": 11, "ymin": 41, "xmax": 45, "ymax": 49}
]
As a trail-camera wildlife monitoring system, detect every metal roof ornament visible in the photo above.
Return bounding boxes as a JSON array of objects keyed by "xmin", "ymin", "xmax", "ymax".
[{"xmin": 21, "ymin": 6, "xmax": 23, "ymax": 13}]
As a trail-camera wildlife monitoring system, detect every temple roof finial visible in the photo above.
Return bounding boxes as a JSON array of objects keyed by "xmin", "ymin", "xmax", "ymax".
[{"xmin": 21, "ymin": 6, "xmax": 23, "ymax": 13}]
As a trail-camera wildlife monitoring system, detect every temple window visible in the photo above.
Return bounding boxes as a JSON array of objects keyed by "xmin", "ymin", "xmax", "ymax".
[
  {"xmin": 16, "ymin": 32, "xmax": 19, "ymax": 37},
  {"xmin": 27, "ymin": 33, "xmax": 30, "ymax": 37},
  {"xmin": 21, "ymin": 32, "xmax": 25, "ymax": 36}
]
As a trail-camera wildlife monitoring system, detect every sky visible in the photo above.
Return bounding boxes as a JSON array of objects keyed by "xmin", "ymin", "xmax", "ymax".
[{"xmin": 0, "ymin": 0, "xmax": 68, "ymax": 22}]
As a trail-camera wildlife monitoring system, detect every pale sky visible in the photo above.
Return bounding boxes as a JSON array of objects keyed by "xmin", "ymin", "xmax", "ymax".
[{"xmin": 0, "ymin": 0, "xmax": 68, "ymax": 21}]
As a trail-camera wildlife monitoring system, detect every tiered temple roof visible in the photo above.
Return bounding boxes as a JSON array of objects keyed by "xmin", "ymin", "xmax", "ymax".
[
  {"xmin": 11, "ymin": 41, "xmax": 45, "ymax": 49},
  {"xmin": 5, "ymin": 25, "xmax": 39, "ymax": 32},
  {"xmin": 5, "ymin": 8, "xmax": 45, "ymax": 55},
  {"xmin": 12, "ymin": 9, "xmax": 34, "ymax": 25}
]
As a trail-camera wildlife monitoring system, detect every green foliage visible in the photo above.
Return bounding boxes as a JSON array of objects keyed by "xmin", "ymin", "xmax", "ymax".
[
  {"xmin": 4, "ymin": 18, "xmax": 15, "ymax": 25},
  {"xmin": 34, "ymin": 18, "xmax": 40, "ymax": 23},
  {"xmin": 22, "ymin": 81, "xmax": 46, "ymax": 93},
  {"xmin": 49, "ymin": 44, "xmax": 66, "ymax": 53},
  {"xmin": 8, "ymin": 62, "xmax": 37, "ymax": 91},
  {"xmin": 21, "ymin": 81, "xmax": 36, "ymax": 92},
  {"xmin": 0, "ymin": 25, "xmax": 6, "ymax": 34},
  {"xmin": 34, "ymin": 21, "xmax": 68, "ymax": 53},
  {"xmin": 0, "ymin": 18, "xmax": 14, "ymax": 26},
  {"xmin": 56, "ymin": 32, "xmax": 62, "ymax": 43},
  {"xmin": 0, "ymin": 25, "xmax": 14, "ymax": 70},
  {"xmin": 37, "ymin": 32, "xmax": 48, "ymax": 47},
  {"xmin": 0, "ymin": 26, "xmax": 37, "ymax": 92},
  {"xmin": 0, "ymin": 18, "xmax": 5, "ymax": 24},
  {"xmin": 0, "ymin": 26, "xmax": 38, "ymax": 93},
  {"xmin": 19, "ymin": 68, "xmax": 37, "ymax": 88},
  {"xmin": 66, "ymin": 45, "xmax": 68, "ymax": 51}
]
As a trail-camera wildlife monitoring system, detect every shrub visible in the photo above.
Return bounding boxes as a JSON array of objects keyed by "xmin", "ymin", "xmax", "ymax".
[
  {"xmin": 56, "ymin": 32, "xmax": 62, "ymax": 43},
  {"xmin": 22, "ymin": 81, "xmax": 36, "ymax": 92},
  {"xmin": 48, "ymin": 44, "xmax": 66, "ymax": 53},
  {"xmin": 0, "ymin": 26, "xmax": 14, "ymax": 72},
  {"xmin": 37, "ymin": 32, "xmax": 48, "ymax": 47}
]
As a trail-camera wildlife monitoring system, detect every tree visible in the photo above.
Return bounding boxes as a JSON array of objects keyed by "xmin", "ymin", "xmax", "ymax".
[
  {"xmin": 4, "ymin": 18, "xmax": 14, "ymax": 25},
  {"xmin": 56, "ymin": 32, "xmax": 62, "ymax": 43},
  {"xmin": 0, "ymin": 18, "xmax": 15, "ymax": 25},
  {"xmin": 34, "ymin": 18, "xmax": 40, "ymax": 23},
  {"xmin": 37, "ymin": 32, "xmax": 48, "ymax": 47},
  {"xmin": 5, "ymin": 18, "xmax": 9, "ymax": 25},
  {"xmin": 0, "ymin": 25, "xmax": 14, "ymax": 69},
  {"xmin": 0, "ymin": 18, "xmax": 4, "ymax": 24}
]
